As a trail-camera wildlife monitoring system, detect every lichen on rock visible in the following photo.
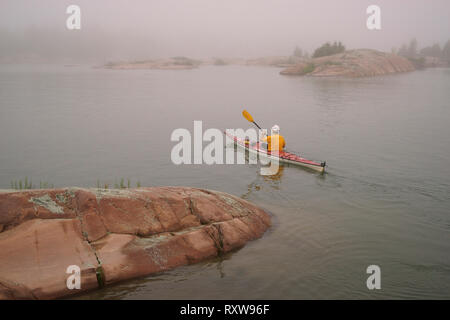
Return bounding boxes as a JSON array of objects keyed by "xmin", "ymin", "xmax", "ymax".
[{"xmin": 29, "ymin": 194, "xmax": 64, "ymax": 214}]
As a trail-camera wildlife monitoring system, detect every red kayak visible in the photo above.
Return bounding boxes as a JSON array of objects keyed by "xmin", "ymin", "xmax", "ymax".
[{"xmin": 225, "ymin": 131, "xmax": 326, "ymax": 173}]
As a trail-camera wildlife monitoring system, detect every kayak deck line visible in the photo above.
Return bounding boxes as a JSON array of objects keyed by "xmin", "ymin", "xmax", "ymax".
[{"xmin": 225, "ymin": 131, "xmax": 326, "ymax": 173}]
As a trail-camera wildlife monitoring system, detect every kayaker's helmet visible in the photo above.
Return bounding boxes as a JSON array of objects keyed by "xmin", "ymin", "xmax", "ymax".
[{"xmin": 271, "ymin": 125, "xmax": 280, "ymax": 134}]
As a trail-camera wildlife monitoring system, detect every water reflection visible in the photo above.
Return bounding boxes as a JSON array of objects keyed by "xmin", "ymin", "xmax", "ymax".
[
  {"xmin": 261, "ymin": 164, "xmax": 284, "ymax": 185},
  {"xmin": 216, "ymin": 258, "xmax": 226, "ymax": 278},
  {"xmin": 241, "ymin": 165, "xmax": 285, "ymax": 199}
]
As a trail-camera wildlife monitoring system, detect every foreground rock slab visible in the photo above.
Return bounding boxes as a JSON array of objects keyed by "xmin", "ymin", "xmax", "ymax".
[{"xmin": 0, "ymin": 187, "xmax": 270, "ymax": 299}]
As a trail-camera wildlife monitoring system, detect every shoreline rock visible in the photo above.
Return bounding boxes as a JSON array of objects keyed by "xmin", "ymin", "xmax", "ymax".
[
  {"xmin": 0, "ymin": 187, "xmax": 271, "ymax": 299},
  {"xmin": 280, "ymin": 49, "xmax": 415, "ymax": 77}
]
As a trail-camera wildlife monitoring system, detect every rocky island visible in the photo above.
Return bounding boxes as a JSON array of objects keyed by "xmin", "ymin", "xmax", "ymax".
[
  {"xmin": 0, "ymin": 187, "xmax": 271, "ymax": 299},
  {"xmin": 280, "ymin": 49, "xmax": 415, "ymax": 77}
]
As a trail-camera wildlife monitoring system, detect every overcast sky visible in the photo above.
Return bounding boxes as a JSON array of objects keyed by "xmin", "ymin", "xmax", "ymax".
[{"xmin": 0, "ymin": 0, "xmax": 449, "ymax": 63}]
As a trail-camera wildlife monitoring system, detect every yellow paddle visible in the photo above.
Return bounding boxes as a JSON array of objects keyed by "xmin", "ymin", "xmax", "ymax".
[{"xmin": 242, "ymin": 110, "xmax": 262, "ymax": 130}]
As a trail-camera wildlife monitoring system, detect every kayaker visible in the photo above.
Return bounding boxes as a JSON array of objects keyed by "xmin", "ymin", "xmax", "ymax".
[{"xmin": 261, "ymin": 125, "xmax": 286, "ymax": 152}]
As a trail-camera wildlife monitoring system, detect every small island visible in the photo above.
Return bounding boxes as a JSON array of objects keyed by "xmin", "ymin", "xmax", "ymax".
[
  {"xmin": 104, "ymin": 56, "xmax": 202, "ymax": 70},
  {"xmin": 280, "ymin": 49, "xmax": 415, "ymax": 77}
]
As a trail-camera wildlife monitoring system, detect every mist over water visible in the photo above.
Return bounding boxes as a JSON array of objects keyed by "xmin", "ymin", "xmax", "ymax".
[
  {"xmin": 0, "ymin": 0, "xmax": 449, "ymax": 300},
  {"xmin": 1, "ymin": 0, "xmax": 450, "ymax": 63},
  {"xmin": 1, "ymin": 64, "xmax": 449, "ymax": 299}
]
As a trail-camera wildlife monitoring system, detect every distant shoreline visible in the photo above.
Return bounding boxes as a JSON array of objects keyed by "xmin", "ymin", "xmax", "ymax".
[
  {"xmin": 102, "ymin": 55, "xmax": 305, "ymax": 70},
  {"xmin": 101, "ymin": 49, "xmax": 448, "ymax": 77}
]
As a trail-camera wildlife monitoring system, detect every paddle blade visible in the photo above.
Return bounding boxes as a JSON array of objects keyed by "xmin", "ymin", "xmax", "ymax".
[{"xmin": 242, "ymin": 110, "xmax": 254, "ymax": 123}]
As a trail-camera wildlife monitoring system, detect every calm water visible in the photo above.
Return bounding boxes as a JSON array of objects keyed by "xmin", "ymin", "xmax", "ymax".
[{"xmin": 0, "ymin": 64, "xmax": 449, "ymax": 299}]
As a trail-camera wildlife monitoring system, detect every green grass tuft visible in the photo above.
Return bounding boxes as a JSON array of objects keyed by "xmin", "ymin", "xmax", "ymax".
[{"xmin": 302, "ymin": 63, "xmax": 315, "ymax": 74}]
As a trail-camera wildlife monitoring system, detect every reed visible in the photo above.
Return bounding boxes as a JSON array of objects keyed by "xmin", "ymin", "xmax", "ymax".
[
  {"xmin": 96, "ymin": 178, "xmax": 141, "ymax": 189},
  {"xmin": 10, "ymin": 177, "xmax": 47, "ymax": 190}
]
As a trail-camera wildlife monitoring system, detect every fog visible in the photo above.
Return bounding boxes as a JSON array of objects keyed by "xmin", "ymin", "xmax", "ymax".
[{"xmin": 0, "ymin": 0, "xmax": 449, "ymax": 63}]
